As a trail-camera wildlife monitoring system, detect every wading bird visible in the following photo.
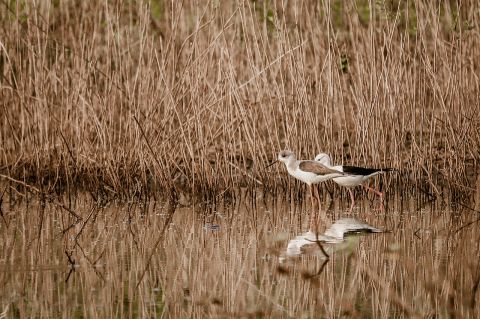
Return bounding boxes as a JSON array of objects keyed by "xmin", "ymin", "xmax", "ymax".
[
  {"xmin": 315, "ymin": 153, "xmax": 395, "ymax": 211},
  {"xmin": 267, "ymin": 150, "xmax": 345, "ymax": 230}
]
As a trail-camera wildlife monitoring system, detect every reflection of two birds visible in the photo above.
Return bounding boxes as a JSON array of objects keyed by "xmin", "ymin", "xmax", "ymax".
[{"xmin": 268, "ymin": 150, "xmax": 394, "ymax": 257}]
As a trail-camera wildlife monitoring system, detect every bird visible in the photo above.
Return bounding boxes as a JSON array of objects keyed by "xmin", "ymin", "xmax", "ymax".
[
  {"xmin": 267, "ymin": 150, "xmax": 346, "ymax": 230},
  {"xmin": 314, "ymin": 153, "xmax": 395, "ymax": 211}
]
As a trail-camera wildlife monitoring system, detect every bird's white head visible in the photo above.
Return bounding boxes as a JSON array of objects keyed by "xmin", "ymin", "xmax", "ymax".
[
  {"xmin": 314, "ymin": 153, "xmax": 332, "ymax": 166},
  {"xmin": 278, "ymin": 150, "xmax": 296, "ymax": 164}
]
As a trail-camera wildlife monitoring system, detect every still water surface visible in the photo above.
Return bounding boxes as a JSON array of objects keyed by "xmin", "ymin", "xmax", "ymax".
[{"xmin": 0, "ymin": 191, "xmax": 479, "ymax": 318}]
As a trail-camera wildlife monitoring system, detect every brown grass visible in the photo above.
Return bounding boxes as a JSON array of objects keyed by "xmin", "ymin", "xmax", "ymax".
[{"xmin": 0, "ymin": 0, "xmax": 479, "ymax": 201}]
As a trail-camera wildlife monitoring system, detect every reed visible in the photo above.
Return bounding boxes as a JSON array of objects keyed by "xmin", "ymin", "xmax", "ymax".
[{"xmin": 0, "ymin": 0, "xmax": 479, "ymax": 201}]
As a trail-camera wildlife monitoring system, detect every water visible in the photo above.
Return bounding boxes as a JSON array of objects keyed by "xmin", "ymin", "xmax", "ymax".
[{"xmin": 0, "ymin": 191, "xmax": 479, "ymax": 318}]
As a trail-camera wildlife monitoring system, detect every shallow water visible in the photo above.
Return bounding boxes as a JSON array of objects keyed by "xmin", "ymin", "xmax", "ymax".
[{"xmin": 0, "ymin": 191, "xmax": 479, "ymax": 318}]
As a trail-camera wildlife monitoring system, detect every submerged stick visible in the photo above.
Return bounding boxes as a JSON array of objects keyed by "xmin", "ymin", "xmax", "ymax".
[{"xmin": 135, "ymin": 194, "xmax": 177, "ymax": 289}]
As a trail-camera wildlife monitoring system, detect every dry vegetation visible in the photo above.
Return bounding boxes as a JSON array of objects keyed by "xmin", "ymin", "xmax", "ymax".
[
  {"xmin": 2, "ymin": 2, "xmax": 480, "ymax": 318},
  {"xmin": 0, "ymin": 0, "xmax": 479, "ymax": 201}
]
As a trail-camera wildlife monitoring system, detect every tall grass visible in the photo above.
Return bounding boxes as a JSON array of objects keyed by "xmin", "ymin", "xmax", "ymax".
[{"xmin": 0, "ymin": 0, "xmax": 479, "ymax": 200}]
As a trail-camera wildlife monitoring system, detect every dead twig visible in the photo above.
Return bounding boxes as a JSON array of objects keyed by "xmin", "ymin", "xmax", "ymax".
[
  {"xmin": 0, "ymin": 186, "xmax": 7, "ymax": 227},
  {"xmin": 64, "ymin": 250, "xmax": 76, "ymax": 283}
]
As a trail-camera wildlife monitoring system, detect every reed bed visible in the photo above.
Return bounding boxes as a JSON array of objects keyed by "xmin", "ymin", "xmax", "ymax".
[{"xmin": 0, "ymin": 0, "xmax": 479, "ymax": 201}]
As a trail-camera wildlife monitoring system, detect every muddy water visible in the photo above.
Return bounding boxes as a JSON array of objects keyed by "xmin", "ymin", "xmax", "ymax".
[{"xmin": 0, "ymin": 191, "xmax": 479, "ymax": 318}]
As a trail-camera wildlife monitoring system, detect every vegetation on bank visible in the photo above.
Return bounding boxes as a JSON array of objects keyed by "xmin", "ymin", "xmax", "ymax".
[{"xmin": 0, "ymin": 0, "xmax": 479, "ymax": 201}]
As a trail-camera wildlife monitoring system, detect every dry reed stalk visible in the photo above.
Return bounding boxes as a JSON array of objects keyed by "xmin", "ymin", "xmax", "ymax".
[{"xmin": 0, "ymin": 0, "xmax": 478, "ymax": 202}]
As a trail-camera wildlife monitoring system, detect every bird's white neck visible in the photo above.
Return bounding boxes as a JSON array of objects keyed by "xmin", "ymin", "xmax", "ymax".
[
  {"xmin": 285, "ymin": 156, "xmax": 297, "ymax": 172},
  {"xmin": 317, "ymin": 154, "xmax": 332, "ymax": 167}
]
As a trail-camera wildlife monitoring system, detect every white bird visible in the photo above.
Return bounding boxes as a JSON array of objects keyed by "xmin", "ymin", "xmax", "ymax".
[
  {"xmin": 315, "ymin": 153, "xmax": 395, "ymax": 211},
  {"xmin": 267, "ymin": 150, "xmax": 345, "ymax": 230}
]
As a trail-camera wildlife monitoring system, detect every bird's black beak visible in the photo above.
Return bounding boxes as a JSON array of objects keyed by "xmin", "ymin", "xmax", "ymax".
[{"xmin": 265, "ymin": 160, "xmax": 278, "ymax": 169}]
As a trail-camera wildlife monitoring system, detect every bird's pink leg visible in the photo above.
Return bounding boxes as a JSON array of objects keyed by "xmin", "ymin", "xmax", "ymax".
[
  {"xmin": 309, "ymin": 186, "xmax": 316, "ymax": 231},
  {"xmin": 315, "ymin": 185, "xmax": 322, "ymax": 213},
  {"xmin": 309, "ymin": 185, "xmax": 316, "ymax": 210},
  {"xmin": 362, "ymin": 184, "xmax": 383, "ymax": 198},
  {"xmin": 348, "ymin": 188, "xmax": 355, "ymax": 212},
  {"xmin": 362, "ymin": 184, "xmax": 384, "ymax": 211},
  {"xmin": 313, "ymin": 186, "xmax": 331, "ymax": 233},
  {"xmin": 312, "ymin": 186, "xmax": 323, "ymax": 232}
]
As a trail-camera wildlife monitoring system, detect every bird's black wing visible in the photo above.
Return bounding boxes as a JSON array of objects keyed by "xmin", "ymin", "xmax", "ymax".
[{"xmin": 342, "ymin": 165, "xmax": 394, "ymax": 175}]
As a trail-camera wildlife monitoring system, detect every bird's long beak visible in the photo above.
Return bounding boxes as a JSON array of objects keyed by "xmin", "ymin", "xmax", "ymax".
[{"xmin": 265, "ymin": 160, "xmax": 278, "ymax": 169}]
